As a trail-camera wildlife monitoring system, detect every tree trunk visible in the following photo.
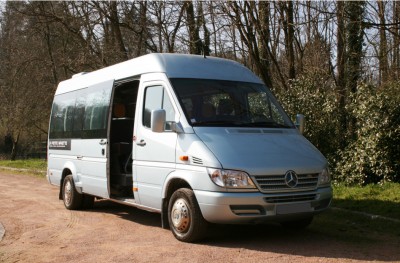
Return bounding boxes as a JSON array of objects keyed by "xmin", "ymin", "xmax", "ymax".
[
  {"xmin": 287, "ymin": 1, "xmax": 295, "ymax": 79},
  {"xmin": 10, "ymin": 132, "xmax": 20, "ymax": 161},
  {"xmin": 258, "ymin": 1, "xmax": 273, "ymax": 89},
  {"xmin": 185, "ymin": 2, "xmax": 201, "ymax": 55},
  {"xmin": 337, "ymin": 0, "xmax": 347, "ymax": 148},
  {"xmin": 280, "ymin": 1, "xmax": 296, "ymax": 80},
  {"xmin": 136, "ymin": 1, "xmax": 148, "ymax": 57},
  {"xmin": 109, "ymin": 1, "xmax": 128, "ymax": 62},
  {"xmin": 345, "ymin": 1, "xmax": 365, "ymax": 139},
  {"xmin": 393, "ymin": 1, "xmax": 400, "ymax": 80},
  {"xmin": 378, "ymin": 1, "xmax": 388, "ymax": 83},
  {"xmin": 346, "ymin": 1, "xmax": 364, "ymax": 94}
]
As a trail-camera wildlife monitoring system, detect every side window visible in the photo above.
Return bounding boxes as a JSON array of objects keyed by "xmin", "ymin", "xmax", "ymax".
[
  {"xmin": 49, "ymin": 82, "xmax": 113, "ymax": 140},
  {"xmin": 143, "ymin": 85, "xmax": 175, "ymax": 130},
  {"xmin": 72, "ymin": 90, "xmax": 85, "ymax": 138},
  {"xmin": 49, "ymin": 92, "xmax": 76, "ymax": 139},
  {"xmin": 82, "ymin": 86, "xmax": 112, "ymax": 138}
]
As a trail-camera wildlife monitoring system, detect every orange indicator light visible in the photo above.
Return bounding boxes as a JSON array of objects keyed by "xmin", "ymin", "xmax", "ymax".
[{"xmin": 179, "ymin": 156, "xmax": 189, "ymax": 161}]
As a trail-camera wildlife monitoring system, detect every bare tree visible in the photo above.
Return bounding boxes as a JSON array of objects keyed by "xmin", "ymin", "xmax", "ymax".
[
  {"xmin": 185, "ymin": 1, "xmax": 202, "ymax": 55},
  {"xmin": 377, "ymin": 0, "xmax": 389, "ymax": 83}
]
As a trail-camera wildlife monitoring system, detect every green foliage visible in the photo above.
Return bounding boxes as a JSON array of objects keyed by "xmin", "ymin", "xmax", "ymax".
[
  {"xmin": 334, "ymin": 83, "xmax": 400, "ymax": 185},
  {"xmin": 274, "ymin": 71, "xmax": 399, "ymax": 185}
]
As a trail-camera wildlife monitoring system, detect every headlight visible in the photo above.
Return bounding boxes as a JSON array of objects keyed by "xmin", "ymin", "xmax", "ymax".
[
  {"xmin": 318, "ymin": 167, "xmax": 331, "ymax": 186},
  {"xmin": 207, "ymin": 168, "xmax": 256, "ymax": 189}
]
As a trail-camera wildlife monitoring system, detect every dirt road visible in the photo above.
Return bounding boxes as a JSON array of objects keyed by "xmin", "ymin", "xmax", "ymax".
[{"xmin": 0, "ymin": 171, "xmax": 398, "ymax": 263}]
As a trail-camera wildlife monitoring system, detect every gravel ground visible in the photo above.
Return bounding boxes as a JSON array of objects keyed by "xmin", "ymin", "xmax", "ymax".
[{"xmin": 0, "ymin": 171, "xmax": 399, "ymax": 263}]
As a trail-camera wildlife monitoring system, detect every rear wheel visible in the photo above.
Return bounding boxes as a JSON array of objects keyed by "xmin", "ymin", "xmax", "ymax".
[
  {"xmin": 168, "ymin": 188, "xmax": 208, "ymax": 242},
  {"xmin": 62, "ymin": 175, "xmax": 83, "ymax": 210}
]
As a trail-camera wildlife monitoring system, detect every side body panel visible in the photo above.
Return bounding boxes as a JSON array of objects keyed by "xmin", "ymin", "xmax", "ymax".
[{"xmin": 133, "ymin": 73, "xmax": 178, "ymax": 209}]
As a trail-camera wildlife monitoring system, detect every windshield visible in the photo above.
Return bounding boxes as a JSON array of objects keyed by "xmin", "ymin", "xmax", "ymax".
[{"xmin": 170, "ymin": 78, "xmax": 294, "ymax": 128}]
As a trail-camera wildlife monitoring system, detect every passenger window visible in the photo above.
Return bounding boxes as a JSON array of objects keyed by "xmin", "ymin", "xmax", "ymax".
[
  {"xmin": 143, "ymin": 86, "xmax": 175, "ymax": 130},
  {"xmin": 82, "ymin": 87, "xmax": 112, "ymax": 138},
  {"xmin": 72, "ymin": 93, "xmax": 85, "ymax": 138},
  {"xmin": 49, "ymin": 83, "xmax": 112, "ymax": 140},
  {"xmin": 49, "ymin": 92, "xmax": 76, "ymax": 139}
]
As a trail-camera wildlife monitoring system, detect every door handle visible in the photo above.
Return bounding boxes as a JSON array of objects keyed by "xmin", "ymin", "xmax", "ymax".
[
  {"xmin": 99, "ymin": 139, "xmax": 107, "ymax": 145},
  {"xmin": 136, "ymin": 139, "xmax": 146, "ymax": 147},
  {"xmin": 77, "ymin": 155, "xmax": 83, "ymax": 160}
]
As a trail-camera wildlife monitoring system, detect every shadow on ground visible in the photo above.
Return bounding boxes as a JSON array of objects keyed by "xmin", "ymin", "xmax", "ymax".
[{"xmin": 88, "ymin": 200, "xmax": 399, "ymax": 262}]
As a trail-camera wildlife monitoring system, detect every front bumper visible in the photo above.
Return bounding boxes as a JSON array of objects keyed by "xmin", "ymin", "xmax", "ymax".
[{"xmin": 195, "ymin": 186, "xmax": 332, "ymax": 224}]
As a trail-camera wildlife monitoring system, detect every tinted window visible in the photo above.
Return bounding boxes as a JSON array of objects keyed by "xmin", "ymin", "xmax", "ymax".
[
  {"xmin": 170, "ymin": 79, "xmax": 293, "ymax": 128},
  {"xmin": 49, "ymin": 84, "xmax": 112, "ymax": 139},
  {"xmin": 82, "ymin": 86, "xmax": 112, "ymax": 138},
  {"xmin": 49, "ymin": 91, "xmax": 76, "ymax": 139}
]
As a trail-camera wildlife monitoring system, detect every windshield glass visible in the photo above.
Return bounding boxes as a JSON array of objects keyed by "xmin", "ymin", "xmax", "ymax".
[{"xmin": 170, "ymin": 78, "xmax": 294, "ymax": 128}]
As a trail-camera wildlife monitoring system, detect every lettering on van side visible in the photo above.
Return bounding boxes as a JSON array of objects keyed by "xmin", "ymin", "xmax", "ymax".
[{"xmin": 49, "ymin": 139, "xmax": 71, "ymax": 150}]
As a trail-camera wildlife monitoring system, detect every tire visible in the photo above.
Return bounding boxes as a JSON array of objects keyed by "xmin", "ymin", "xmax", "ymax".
[
  {"xmin": 168, "ymin": 188, "xmax": 208, "ymax": 242},
  {"xmin": 280, "ymin": 216, "xmax": 313, "ymax": 229},
  {"xmin": 62, "ymin": 175, "xmax": 83, "ymax": 210}
]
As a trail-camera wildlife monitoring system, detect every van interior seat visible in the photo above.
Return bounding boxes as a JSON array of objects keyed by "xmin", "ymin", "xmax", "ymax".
[
  {"xmin": 110, "ymin": 142, "xmax": 133, "ymax": 197},
  {"xmin": 217, "ymin": 99, "xmax": 234, "ymax": 115},
  {"xmin": 111, "ymin": 143, "xmax": 131, "ymax": 172},
  {"xmin": 201, "ymin": 103, "xmax": 216, "ymax": 119},
  {"xmin": 113, "ymin": 103, "xmax": 126, "ymax": 118}
]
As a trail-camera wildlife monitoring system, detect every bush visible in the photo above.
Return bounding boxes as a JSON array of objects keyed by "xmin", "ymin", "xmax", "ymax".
[
  {"xmin": 334, "ymin": 82, "xmax": 400, "ymax": 185},
  {"xmin": 274, "ymin": 73, "xmax": 399, "ymax": 186}
]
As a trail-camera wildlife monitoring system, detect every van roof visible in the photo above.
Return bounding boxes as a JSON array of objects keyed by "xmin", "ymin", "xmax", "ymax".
[{"xmin": 55, "ymin": 53, "xmax": 263, "ymax": 95}]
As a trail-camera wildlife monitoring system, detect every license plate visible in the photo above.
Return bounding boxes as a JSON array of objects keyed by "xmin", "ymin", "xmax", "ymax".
[{"xmin": 276, "ymin": 203, "xmax": 312, "ymax": 215}]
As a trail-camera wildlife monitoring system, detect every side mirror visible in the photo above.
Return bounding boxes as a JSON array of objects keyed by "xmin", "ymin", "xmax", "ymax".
[
  {"xmin": 296, "ymin": 114, "xmax": 305, "ymax": 134},
  {"xmin": 151, "ymin": 109, "xmax": 166, "ymax": 133}
]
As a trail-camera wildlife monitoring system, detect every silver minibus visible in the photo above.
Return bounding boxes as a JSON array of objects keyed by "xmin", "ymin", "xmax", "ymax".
[{"xmin": 47, "ymin": 53, "xmax": 332, "ymax": 242}]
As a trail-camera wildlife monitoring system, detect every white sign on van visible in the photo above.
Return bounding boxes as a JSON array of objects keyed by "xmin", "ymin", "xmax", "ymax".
[{"xmin": 49, "ymin": 139, "xmax": 71, "ymax": 150}]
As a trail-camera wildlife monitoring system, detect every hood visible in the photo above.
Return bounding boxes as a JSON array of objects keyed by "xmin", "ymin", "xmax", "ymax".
[{"xmin": 193, "ymin": 127, "xmax": 327, "ymax": 175}]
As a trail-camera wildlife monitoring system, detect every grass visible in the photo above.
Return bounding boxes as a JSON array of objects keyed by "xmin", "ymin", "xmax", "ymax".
[
  {"xmin": 312, "ymin": 207, "xmax": 400, "ymax": 244},
  {"xmin": 311, "ymin": 183, "xmax": 400, "ymax": 244},
  {"xmin": 333, "ymin": 183, "xmax": 400, "ymax": 220},
  {"xmin": 0, "ymin": 159, "xmax": 47, "ymax": 171}
]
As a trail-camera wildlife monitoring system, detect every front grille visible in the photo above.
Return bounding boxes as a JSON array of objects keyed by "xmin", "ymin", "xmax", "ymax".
[
  {"xmin": 264, "ymin": 194, "xmax": 317, "ymax": 203},
  {"xmin": 254, "ymin": 173, "xmax": 319, "ymax": 192}
]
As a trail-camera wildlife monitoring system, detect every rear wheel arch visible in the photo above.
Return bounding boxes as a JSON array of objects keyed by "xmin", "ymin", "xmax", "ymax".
[
  {"xmin": 62, "ymin": 174, "xmax": 83, "ymax": 210},
  {"xmin": 59, "ymin": 168, "xmax": 72, "ymax": 200}
]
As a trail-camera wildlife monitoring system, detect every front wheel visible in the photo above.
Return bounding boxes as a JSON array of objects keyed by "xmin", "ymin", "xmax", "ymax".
[
  {"xmin": 168, "ymin": 188, "xmax": 208, "ymax": 242},
  {"xmin": 62, "ymin": 175, "xmax": 83, "ymax": 210}
]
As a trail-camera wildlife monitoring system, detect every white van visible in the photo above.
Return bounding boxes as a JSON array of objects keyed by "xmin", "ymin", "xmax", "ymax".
[{"xmin": 47, "ymin": 53, "xmax": 332, "ymax": 242}]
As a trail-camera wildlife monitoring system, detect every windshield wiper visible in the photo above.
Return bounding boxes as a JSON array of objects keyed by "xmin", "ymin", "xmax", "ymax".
[
  {"xmin": 191, "ymin": 120, "xmax": 292, "ymax": 128},
  {"xmin": 191, "ymin": 120, "xmax": 246, "ymax": 127},
  {"xmin": 242, "ymin": 121, "xmax": 292, "ymax": 128}
]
